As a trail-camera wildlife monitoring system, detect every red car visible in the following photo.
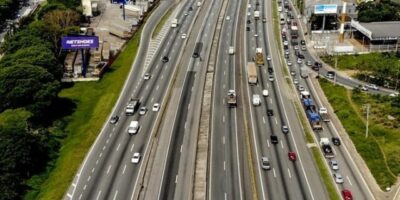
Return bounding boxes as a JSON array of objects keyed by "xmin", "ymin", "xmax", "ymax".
[
  {"xmin": 342, "ymin": 189, "xmax": 353, "ymax": 200},
  {"xmin": 288, "ymin": 151, "xmax": 296, "ymax": 161}
]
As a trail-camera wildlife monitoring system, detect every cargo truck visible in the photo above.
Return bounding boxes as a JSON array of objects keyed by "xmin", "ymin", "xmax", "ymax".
[
  {"xmin": 290, "ymin": 25, "xmax": 298, "ymax": 39},
  {"xmin": 247, "ymin": 62, "xmax": 257, "ymax": 84},
  {"xmin": 300, "ymin": 66, "xmax": 309, "ymax": 78},
  {"xmin": 319, "ymin": 107, "xmax": 330, "ymax": 122},
  {"xmin": 301, "ymin": 93, "xmax": 323, "ymax": 130},
  {"xmin": 320, "ymin": 138, "xmax": 335, "ymax": 158},
  {"xmin": 255, "ymin": 48, "xmax": 264, "ymax": 65},
  {"xmin": 226, "ymin": 90, "xmax": 237, "ymax": 107},
  {"xmin": 171, "ymin": 18, "xmax": 178, "ymax": 28},
  {"xmin": 254, "ymin": 11, "xmax": 260, "ymax": 19},
  {"xmin": 126, "ymin": 98, "xmax": 140, "ymax": 115}
]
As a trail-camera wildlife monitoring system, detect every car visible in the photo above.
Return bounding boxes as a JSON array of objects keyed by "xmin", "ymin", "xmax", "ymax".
[
  {"xmin": 246, "ymin": 27, "xmax": 250, "ymax": 31},
  {"xmin": 287, "ymin": 60, "xmax": 292, "ymax": 66},
  {"xmin": 301, "ymin": 45, "xmax": 307, "ymax": 51},
  {"xmin": 306, "ymin": 60, "xmax": 312, "ymax": 66},
  {"xmin": 262, "ymin": 89, "xmax": 269, "ymax": 97},
  {"xmin": 162, "ymin": 56, "xmax": 169, "ymax": 63},
  {"xmin": 389, "ymin": 92, "xmax": 399, "ymax": 97},
  {"xmin": 252, "ymin": 94, "xmax": 261, "ymax": 106},
  {"xmin": 139, "ymin": 106, "xmax": 147, "ymax": 115},
  {"xmin": 255, "ymin": 1, "xmax": 260, "ymax": 5},
  {"xmin": 254, "ymin": 33, "xmax": 259, "ymax": 37},
  {"xmin": 144, "ymin": 73, "xmax": 151, "ymax": 80},
  {"xmin": 110, "ymin": 115, "xmax": 119, "ymax": 124},
  {"xmin": 329, "ymin": 160, "xmax": 339, "ymax": 170},
  {"xmin": 181, "ymin": 33, "xmax": 187, "ymax": 39},
  {"xmin": 290, "ymin": 70, "xmax": 296, "ymax": 76},
  {"xmin": 184, "ymin": 12, "xmax": 189, "ymax": 16},
  {"xmin": 270, "ymin": 135, "xmax": 278, "ymax": 144},
  {"xmin": 226, "ymin": 16, "xmax": 230, "ymax": 20},
  {"xmin": 267, "ymin": 109, "xmax": 274, "ymax": 116},
  {"xmin": 131, "ymin": 152, "xmax": 141, "ymax": 164},
  {"xmin": 268, "ymin": 74, "xmax": 274, "ymax": 81},
  {"xmin": 300, "ymin": 40, "xmax": 306, "ymax": 45},
  {"xmin": 297, "ymin": 58, "xmax": 302, "ymax": 64},
  {"xmin": 297, "ymin": 84, "xmax": 305, "ymax": 91},
  {"xmin": 297, "ymin": 53, "xmax": 305, "ymax": 59},
  {"xmin": 282, "ymin": 125, "xmax": 289, "ymax": 134},
  {"xmin": 268, "ymin": 67, "xmax": 273, "ymax": 73},
  {"xmin": 278, "ymin": 6, "xmax": 282, "ymax": 12},
  {"xmin": 326, "ymin": 71, "xmax": 335, "ymax": 79},
  {"xmin": 188, "ymin": 6, "xmax": 193, "ymax": 11},
  {"xmin": 367, "ymin": 84, "xmax": 379, "ymax": 90},
  {"xmin": 285, "ymin": 50, "xmax": 289, "ymax": 55},
  {"xmin": 267, "ymin": 56, "xmax": 271, "ymax": 61},
  {"xmin": 288, "ymin": 151, "xmax": 296, "ymax": 161},
  {"xmin": 342, "ymin": 189, "xmax": 353, "ymax": 200},
  {"xmin": 360, "ymin": 85, "xmax": 369, "ymax": 91},
  {"xmin": 261, "ymin": 157, "xmax": 271, "ymax": 170},
  {"xmin": 247, "ymin": 19, "xmax": 251, "ymax": 24},
  {"xmin": 262, "ymin": 18, "xmax": 267, "ymax": 23},
  {"xmin": 294, "ymin": 45, "xmax": 299, "ymax": 50},
  {"xmin": 334, "ymin": 173, "xmax": 344, "ymax": 184},
  {"xmin": 283, "ymin": 41, "xmax": 289, "ymax": 46},
  {"xmin": 152, "ymin": 103, "xmax": 160, "ymax": 111},
  {"xmin": 293, "ymin": 78, "xmax": 299, "ymax": 85},
  {"xmin": 332, "ymin": 137, "xmax": 341, "ymax": 146},
  {"xmin": 284, "ymin": 54, "xmax": 289, "ymax": 59},
  {"xmin": 293, "ymin": 21, "xmax": 298, "ymax": 26}
]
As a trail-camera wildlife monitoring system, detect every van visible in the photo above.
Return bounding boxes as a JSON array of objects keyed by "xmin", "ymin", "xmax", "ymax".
[
  {"xmin": 128, "ymin": 121, "xmax": 139, "ymax": 135},
  {"xmin": 228, "ymin": 46, "xmax": 235, "ymax": 55},
  {"xmin": 252, "ymin": 94, "xmax": 261, "ymax": 106}
]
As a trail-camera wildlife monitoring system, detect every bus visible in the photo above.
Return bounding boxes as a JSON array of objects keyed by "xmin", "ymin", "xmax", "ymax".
[
  {"xmin": 280, "ymin": 13, "xmax": 285, "ymax": 25},
  {"xmin": 192, "ymin": 42, "xmax": 203, "ymax": 58}
]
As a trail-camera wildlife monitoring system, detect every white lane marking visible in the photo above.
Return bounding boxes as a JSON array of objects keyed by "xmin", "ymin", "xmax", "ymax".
[
  {"xmin": 156, "ymin": 65, "xmax": 159, "ymax": 69},
  {"xmin": 116, "ymin": 143, "xmax": 121, "ymax": 151},
  {"xmin": 151, "ymin": 97, "xmax": 154, "ymax": 102},
  {"xmin": 223, "ymin": 84, "xmax": 225, "ymax": 89},
  {"xmin": 145, "ymin": 84, "xmax": 149, "ymax": 90},
  {"xmin": 106, "ymin": 165, "xmax": 112, "ymax": 175},
  {"xmin": 224, "ymin": 60, "xmax": 227, "ymax": 64},
  {"xmin": 72, "ymin": 183, "xmax": 77, "ymax": 187},
  {"xmin": 180, "ymin": 145, "xmax": 183, "ymax": 153},
  {"xmin": 188, "ymin": 103, "xmax": 190, "ymax": 109},
  {"xmin": 224, "ymin": 71, "xmax": 226, "ymax": 76},
  {"xmin": 112, "ymin": 127, "xmax": 116, "ymax": 132},
  {"xmin": 275, "ymin": 117, "xmax": 278, "ymax": 124},
  {"xmin": 273, "ymin": 168, "xmax": 277, "ymax": 177},
  {"xmin": 225, "ymin": 193, "xmax": 227, "ymax": 200},
  {"xmin": 122, "ymin": 165, "xmax": 127, "ymax": 175},
  {"xmin": 130, "ymin": 143, "xmax": 135, "ymax": 152},
  {"xmin": 224, "ymin": 161, "xmax": 226, "ymax": 171},
  {"xmin": 113, "ymin": 190, "xmax": 118, "ymax": 200},
  {"xmin": 269, "ymin": 98, "xmax": 272, "ymax": 104},
  {"xmin": 92, "ymin": 168, "xmax": 95, "ymax": 173},
  {"xmin": 102, "ymin": 146, "xmax": 106, "ymax": 150},
  {"xmin": 87, "ymin": 176, "xmax": 91, "ymax": 182},
  {"xmin": 281, "ymin": 142, "xmax": 284, "ymax": 149},
  {"xmin": 222, "ymin": 136, "xmax": 225, "ymax": 144},
  {"xmin": 267, "ymin": 140, "xmax": 270, "ymax": 147},
  {"xmin": 264, "ymin": 69, "xmax": 267, "ymax": 74},
  {"xmin": 67, "ymin": 193, "xmax": 72, "ymax": 198},
  {"xmin": 96, "ymin": 191, "xmax": 102, "ymax": 200},
  {"xmin": 83, "ymin": 184, "xmax": 87, "ymax": 190},
  {"xmin": 109, "ymin": 133, "xmax": 112, "ymax": 138},
  {"xmin": 175, "ymin": 175, "xmax": 178, "ymax": 184},
  {"xmin": 222, "ymin": 115, "xmax": 225, "ymax": 122},
  {"xmin": 288, "ymin": 168, "xmax": 292, "ymax": 178},
  {"xmin": 156, "ymin": 85, "xmax": 159, "ymax": 90},
  {"xmin": 263, "ymin": 116, "xmax": 266, "ymax": 124},
  {"xmin": 161, "ymin": 74, "xmax": 164, "ymax": 80},
  {"xmin": 96, "ymin": 159, "xmax": 99, "ymax": 165},
  {"xmin": 347, "ymin": 176, "xmax": 352, "ymax": 186},
  {"xmin": 106, "ymin": 139, "xmax": 109, "ymax": 144},
  {"xmin": 79, "ymin": 193, "xmax": 82, "ymax": 200}
]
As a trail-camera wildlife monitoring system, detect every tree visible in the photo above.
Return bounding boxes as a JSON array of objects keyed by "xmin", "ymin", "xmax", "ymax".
[
  {"xmin": 357, "ymin": 0, "xmax": 400, "ymax": 22},
  {"xmin": 0, "ymin": 45, "xmax": 62, "ymax": 78},
  {"xmin": 0, "ymin": 64, "xmax": 60, "ymax": 115}
]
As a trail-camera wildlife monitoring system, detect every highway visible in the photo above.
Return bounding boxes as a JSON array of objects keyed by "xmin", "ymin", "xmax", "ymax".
[
  {"xmin": 209, "ymin": 0, "xmax": 251, "ymax": 199},
  {"xmin": 281, "ymin": 0, "xmax": 376, "ymax": 199},
  {"xmin": 243, "ymin": 0, "xmax": 329, "ymax": 199},
  {"xmin": 64, "ymin": 0, "xmax": 201, "ymax": 199}
]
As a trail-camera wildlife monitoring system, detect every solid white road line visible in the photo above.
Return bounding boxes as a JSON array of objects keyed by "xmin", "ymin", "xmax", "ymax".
[
  {"xmin": 87, "ymin": 176, "xmax": 91, "ymax": 182},
  {"xmin": 224, "ymin": 161, "xmax": 226, "ymax": 171},
  {"xmin": 130, "ymin": 143, "xmax": 135, "ymax": 152},
  {"xmin": 116, "ymin": 143, "xmax": 120, "ymax": 151},
  {"xmin": 113, "ymin": 190, "xmax": 118, "ymax": 200},
  {"xmin": 106, "ymin": 165, "xmax": 112, "ymax": 175},
  {"xmin": 273, "ymin": 168, "xmax": 277, "ymax": 178},
  {"xmin": 222, "ymin": 115, "xmax": 225, "ymax": 123},
  {"xmin": 288, "ymin": 168, "xmax": 292, "ymax": 178},
  {"xmin": 222, "ymin": 136, "xmax": 225, "ymax": 144},
  {"xmin": 122, "ymin": 165, "xmax": 127, "ymax": 175},
  {"xmin": 92, "ymin": 168, "xmax": 95, "ymax": 173},
  {"xmin": 347, "ymin": 176, "xmax": 352, "ymax": 186},
  {"xmin": 83, "ymin": 184, "xmax": 87, "ymax": 190}
]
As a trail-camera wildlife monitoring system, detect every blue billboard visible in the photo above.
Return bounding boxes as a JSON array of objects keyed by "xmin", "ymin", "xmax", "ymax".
[
  {"xmin": 62, "ymin": 36, "xmax": 99, "ymax": 49},
  {"xmin": 314, "ymin": 4, "xmax": 338, "ymax": 14}
]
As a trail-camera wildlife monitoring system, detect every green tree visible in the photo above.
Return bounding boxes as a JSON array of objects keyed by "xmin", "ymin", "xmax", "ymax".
[
  {"xmin": 357, "ymin": 0, "xmax": 400, "ymax": 22},
  {"xmin": 0, "ymin": 64, "xmax": 60, "ymax": 115}
]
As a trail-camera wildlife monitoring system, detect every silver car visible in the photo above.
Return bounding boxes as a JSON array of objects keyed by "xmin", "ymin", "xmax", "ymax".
[
  {"xmin": 261, "ymin": 157, "xmax": 271, "ymax": 170},
  {"xmin": 330, "ymin": 160, "xmax": 339, "ymax": 170},
  {"xmin": 334, "ymin": 173, "xmax": 344, "ymax": 184}
]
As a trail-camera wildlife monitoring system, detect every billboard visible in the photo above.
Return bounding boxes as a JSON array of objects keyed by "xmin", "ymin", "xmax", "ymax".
[
  {"xmin": 314, "ymin": 4, "xmax": 338, "ymax": 14},
  {"xmin": 62, "ymin": 36, "xmax": 99, "ymax": 49}
]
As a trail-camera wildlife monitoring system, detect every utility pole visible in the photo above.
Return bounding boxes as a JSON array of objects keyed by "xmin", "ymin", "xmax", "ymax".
[
  {"xmin": 363, "ymin": 104, "xmax": 370, "ymax": 138},
  {"xmin": 334, "ymin": 53, "xmax": 338, "ymax": 85}
]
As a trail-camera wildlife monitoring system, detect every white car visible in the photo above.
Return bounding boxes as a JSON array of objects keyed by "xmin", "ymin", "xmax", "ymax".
[
  {"xmin": 252, "ymin": 94, "xmax": 261, "ymax": 106},
  {"xmin": 226, "ymin": 16, "xmax": 230, "ymax": 20},
  {"xmin": 181, "ymin": 33, "xmax": 187, "ymax": 39},
  {"xmin": 254, "ymin": 34, "xmax": 259, "ymax": 37},
  {"xmin": 152, "ymin": 103, "xmax": 160, "ymax": 111},
  {"xmin": 293, "ymin": 78, "xmax": 299, "ymax": 85},
  {"xmin": 268, "ymin": 74, "xmax": 274, "ymax": 81},
  {"xmin": 262, "ymin": 89, "xmax": 269, "ymax": 97},
  {"xmin": 290, "ymin": 70, "xmax": 296, "ymax": 76},
  {"xmin": 367, "ymin": 84, "xmax": 379, "ymax": 90},
  {"xmin": 306, "ymin": 60, "xmax": 312, "ymax": 66},
  {"xmin": 294, "ymin": 45, "xmax": 299, "ymax": 50},
  {"xmin": 261, "ymin": 157, "xmax": 271, "ymax": 170},
  {"xmin": 267, "ymin": 56, "xmax": 271, "ymax": 61},
  {"xmin": 297, "ymin": 58, "xmax": 302, "ymax": 64},
  {"xmin": 330, "ymin": 160, "xmax": 339, "ymax": 170},
  {"xmin": 131, "ymin": 153, "xmax": 141, "ymax": 164},
  {"xmin": 389, "ymin": 92, "xmax": 399, "ymax": 97},
  {"xmin": 144, "ymin": 73, "xmax": 151, "ymax": 80},
  {"xmin": 297, "ymin": 85, "xmax": 305, "ymax": 91},
  {"xmin": 139, "ymin": 106, "xmax": 147, "ymax": 115},
  {"xmin": 287, "ymin": 60, "xmax": 292, "ymax": 66},
  {"xmin": 278, "ymin": 6, "xmax": 282, "ymax": 12},
  {"xmin": 334, "ymin": 173, "xmax": 344, "ymax": 184}
]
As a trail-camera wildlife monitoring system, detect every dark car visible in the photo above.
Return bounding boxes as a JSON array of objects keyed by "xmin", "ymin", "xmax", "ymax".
[
  {"xmin": 188, "ymin": 6, "xmax": 193, "ymax": 11},
  {"xmin": 282, "ymin": 125, "xmax": 289, "ymax": 134},
  {"xmin": 246, "ymin": 27, "xmax": 250, "ymax": 31},
  {"xmin": 162, "ymin": 56, "xmax": 169, "ymax": 63},
  {"xmin": 110, "ymin": 115, "xmax": 119, "ymax": 124},
  {"xmin": 270, "ymin": 135, "xmax": 278, "ymax": 144},
  {"xmin": 332, "ymin": 137, "xmax": 341, "ymax": 146},
  {"xmin": 268, "ymin": 67, "xmax": 273, "ymax": 73},
  {"xmin": 300, "ymin": 40, "xmax": 306, "ymax": 45},
  {"xmin": 247, "ymin": 19, "xmax": 251, "ymax": 24},
  {"xmin": 267, "ymin": 109, "xmax": 274, "ymax": 116}
]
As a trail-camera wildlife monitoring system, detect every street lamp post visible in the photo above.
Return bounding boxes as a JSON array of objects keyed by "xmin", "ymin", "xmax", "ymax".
[{"xmin": 363, "ymin": 104, "xmax": 370, "ymax": 138}]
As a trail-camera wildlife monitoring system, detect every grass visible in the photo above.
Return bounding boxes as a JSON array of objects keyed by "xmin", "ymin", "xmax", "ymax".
[
  {"xmin": 30, "ymin": 28, "xmax": 142, "ymax": 200},
  {"xmin": 321, "ymin": 53, "xmax": 399, "ymax": 71},
  {"xmin": 151, "ymin": 5, "xmax": 175, "ymax": 39},
  {"xmin": 319, "ymin": 78, "xmax": 399, "ymax": 189}
]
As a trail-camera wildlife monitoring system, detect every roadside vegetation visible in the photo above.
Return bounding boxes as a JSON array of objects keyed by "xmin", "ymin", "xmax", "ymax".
[
  {"xmin": 319, "ymin": 78, "xmax": 400, "ymax": 189},
  {"xmin": 321, "ymin": 52, "xmax": 400, "ymax": 90},
  {"xmin": 356, "ymin": 0, "xmax": 400, "ymax": 22},
  {"xmin": 152, "ymin": 5, "xmax": 175, "ymax": 39}
]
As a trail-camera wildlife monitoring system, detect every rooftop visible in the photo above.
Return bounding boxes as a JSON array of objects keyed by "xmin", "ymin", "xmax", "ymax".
[{"xmin": 355, "ymin": 21, "xmax": 400, "ymax": 40}]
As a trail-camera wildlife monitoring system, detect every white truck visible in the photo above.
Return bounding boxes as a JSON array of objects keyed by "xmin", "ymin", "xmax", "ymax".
[
  {"xmin": 300, "ymin": 66, "xmax": 309, "ymax": 78},
  {"xmin": 125, "ymin": 98, "xmax": 140, "ymax": 115},
  {"xmin": 320, "ymin": 138, "xmax": 335, "ymax": 158},
  {"xmin": 171, "ymin": 18, "xmax": 178, "ymax": 28},
  {"xmin": 254, "ymin": 11, "xmax": 260, "ymax": 19},
  {"xmin": 319, "ymin": 107, "xmax": 330, "ymax": 122},
  {"xmin": 247, "ymin": 62, "xmax": 258, "ymax": 84}
]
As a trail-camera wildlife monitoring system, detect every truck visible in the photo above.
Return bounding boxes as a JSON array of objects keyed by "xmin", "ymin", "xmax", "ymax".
[
  {"xmin": 320, "ymin": 138, "xmax": 335, "ymax": 158},
  {"xmin": 290, "ymin": 25, "xmax": 298, "ymax": 39},
  {"xmin": 226, "ymin": 90, "xmax": 237, "ymax": 107},
  {"xmin": 171, "ymin": 18, "xmax": 178, "ymax": 28},
  {"xmin": 301, "ymin": 94, "xmax": 323, "ymax": 130},
  {"xmin": 300, "ymin": 66, "xmax": 309, "ymax": 78},
  {"xmin": 125, "ymin": 98, "xmax": 140, "ymax": 115},
  {"xmin": 254, "ymin": 11, "xmax": 260, "ymax": 19},
  {"xmin": 247, "ymin": 62, "xmax": 257, "ymax": 84},
  {"xmin": 319, "ymin": 107, "xmax": 330, "ymax": 122},
  {"xmin": 255, "ymin": 48, "xmax": 264, "ymax": 65}
]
